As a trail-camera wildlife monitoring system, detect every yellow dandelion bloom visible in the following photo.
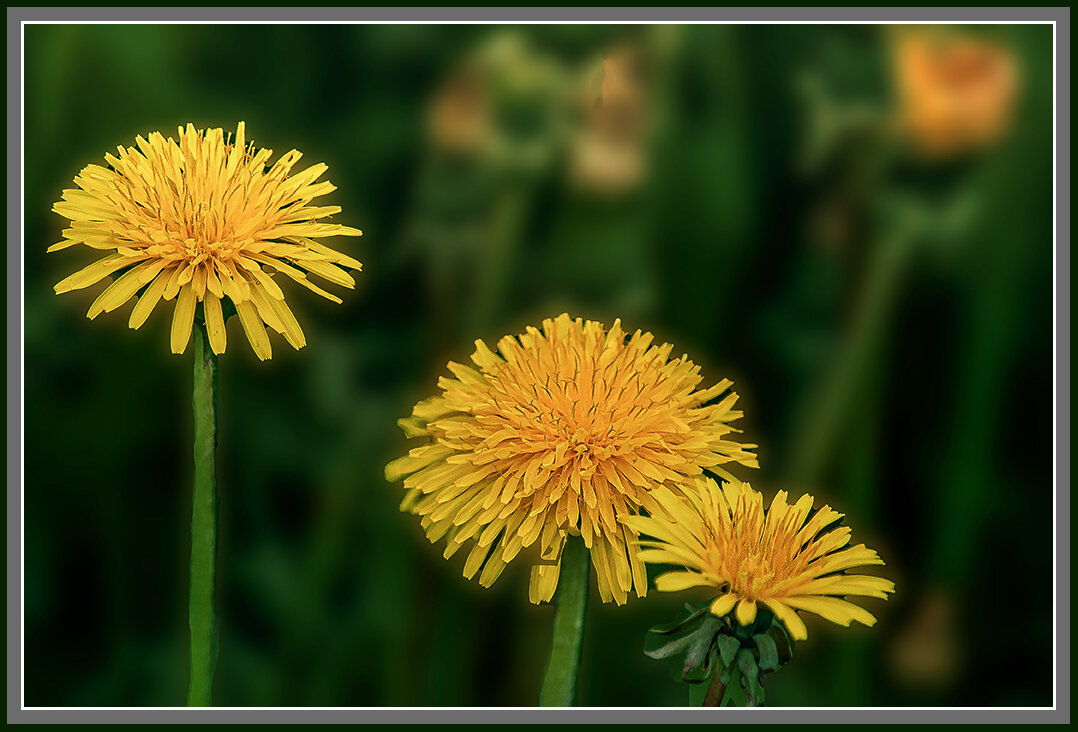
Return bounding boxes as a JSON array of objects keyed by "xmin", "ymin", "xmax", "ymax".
[
  {"xmin": 385, "ymin": 313, "xmax": 759, "ymax": 605},
  {"xmin": 50, "ymin": 122, "xmax": 363, "ymax": 360},
  {"xmin": 625, "ymin": 477, "xmax": 894, "ymax": 640}
]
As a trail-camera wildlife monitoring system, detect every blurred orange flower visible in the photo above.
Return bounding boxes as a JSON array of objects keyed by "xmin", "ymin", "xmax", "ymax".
[
  {"xmin": 892, "ymin": 29, "xmax": 1019, "ymax": 159},
  {"xmin": 427, "ymin": 64, "xmax": 492, "ymax": 156},
  {"xmin": 888, "ymin": 589, "xmax": 963, "ymax": 689},
  {"xmin": 568, "ymin": 43, "xmax": 650, "ymax": 195}
]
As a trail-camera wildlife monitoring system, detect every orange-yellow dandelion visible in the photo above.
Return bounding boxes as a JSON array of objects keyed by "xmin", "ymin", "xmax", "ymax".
[
  {"xmin": 49, "ymin": 122, "xmax": 363, "ymax": 360},
  {"xmin": 385, "ymin": 313, "xmax": 759, "ymax": 605},
  {"xmin": 891, "ymin": 29, "xmax": 1019, "ymax": 159},
  {"xmin": 626, "ymin": 477, "xmax": 894, "ymax": 640}
]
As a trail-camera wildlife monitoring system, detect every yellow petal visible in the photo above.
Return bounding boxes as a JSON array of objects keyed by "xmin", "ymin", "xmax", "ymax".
[
  {"xmin": 763, "ymin": 599, "xmax": 808, "ymax": 641},
  {"xmin": 129, "ymin": 269, "xmax": 171, "ymax": 329},
  {"xmin": 478, "ymin": 555, "xmax": 508, "ymax": 587},
  {"xmin": 636, "ymin": 546, "xmax": 710, "ymax": 571},
  {"xmin": 248, "ymin": 285, "xmax": 287, "ymax": 335},
  {"xmin": 384, "ymin": 444, "xmax": 455, "ymax": 482},
  {"xmin": 529, "ymin": 562, "xmax": 561, "ymax": 605},
  {"xmin": 268, "ymin": 296, "xmax": 306, "ymax": 350},
  {"xmin": 303, "ymin": 238, "xmax": 363, "ymax": 270},
  {"xmin": 811, "ymin": 544, "xmax": 886, "ymax": 575},
  {"xmin": 470, "ymin": 339, "xmax": 503, "ymax": 370},
  {"xmin": 298, "ymin": 257, "xmax": 355, "ymax": 289},
  {"xmin": 170, "ymin": 285, "xmax": 197, "ymax": 355},
  {"xmin": 783, "ymin": 595, "xmax": 878, "ymax": 628},
  {"xmin": 623, "ymin": 524, "xmax": 648, "ymax": 599},
  {"xmin": 463, "ymin": 540, "xmax": 491, "ymax": 580},
  {"xmin": 735, "ymin": 598, "xmax": 758, "ymax": 626},
  {"xmin": 654, "ymin": 570, "xmax": 712, "ymax": 593},
  {"xmin": 236, "ymin": 256, "xmax": 285, "ymax": 300},
  {"xmin": 54, "ymin": 253, "xmax": 131, "ymax": 293},
  {"xmin": 796, "ymin": 573, "xmax": 895, "ymax": 599},
  {"xmin": 86, "ymin": 264, "xmax": 150, "ymax": 319},
  {"xmin": 203, "ymin": 292, "xmax": 227, "ymax": 355},
  {"xmin": 234, "ymin": 299, "xmax": 272, "ymax": 360},
  {"xmin": 709, "ymin": 593, "xmax": 738, "ymax": 617},
  {"xmin": 161, "ymin": 264, "xmax": 187, "ymax": 301},
  {"xmin": 250, "ymin": 255, "xmax": 343, "ymax": 303}
]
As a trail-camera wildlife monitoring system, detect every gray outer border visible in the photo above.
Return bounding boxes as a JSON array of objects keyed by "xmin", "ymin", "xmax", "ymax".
[
  {"xmin": 3, "ymin": 7, "xmax": 1076, "ymax": 22},
  {"xmin": 8, "ymin": 6, "xmax": 1070, "ymax": 726}
]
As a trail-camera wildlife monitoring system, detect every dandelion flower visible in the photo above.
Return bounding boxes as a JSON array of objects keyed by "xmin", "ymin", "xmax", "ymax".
[
  {"xmin": 385, "ymin": 314, "xmax": 758, "ymax": 605},
  {"xmin": 891, "ymin": 29, "xmax": 1018, "ymax": 159},
  {"xmin": 626, "ymin": 477, "xmax": 894, "ymax": 640},
  {"xmin": 569, "ymin": 42, "xmax": 651, "ymax": 195},
  {"xmin": 49, "ymin": 122, "xmax": 363, "ymax": 360}
]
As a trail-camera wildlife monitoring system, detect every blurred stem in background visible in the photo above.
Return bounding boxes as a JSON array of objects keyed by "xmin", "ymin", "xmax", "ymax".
[
  {"xmin": 785, "ymin": 229, "xmax": 914, "ymax": 484},
  {"xmin": 187, "ymin": 323, "xmax": 219, "ymax": 706},
  {"xmin": 466, "ymin": 185, "xmax": 532, "ymax": 336},
  {"xmin": 539, "ymin": 537, "xmax": 590, "ymax": 706}
]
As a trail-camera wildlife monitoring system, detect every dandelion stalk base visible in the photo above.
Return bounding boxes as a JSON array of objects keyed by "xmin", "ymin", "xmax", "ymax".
[
  {"xmin": 539, "ymin": 536, "xmax": 590, "ymax": 706},
  {"xmin": 187, "ymin": 322, "xmax": 219, "ymax": 706},
  {"xmin": 702, "ymin": 673, "xmax": 727, "ymax": 707}
]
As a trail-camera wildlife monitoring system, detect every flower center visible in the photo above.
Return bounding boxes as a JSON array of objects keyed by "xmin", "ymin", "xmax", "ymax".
[
  {"xmin": 731, "ymin": 552, "xmax": 778, "ymax": 599},
  {"xmin": 148, "ymin": 233, "xmax": 250, "ymax": 267},
  {"xmin": 564, "ymin": 423, "xmax": 617, "ymax": 476}
]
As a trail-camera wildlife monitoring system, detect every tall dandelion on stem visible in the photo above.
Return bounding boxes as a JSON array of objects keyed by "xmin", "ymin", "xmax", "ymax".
[
  {"xmin": 386, "ymin": 314, "xmax": 758, "ymax": 705},
  {"xmin": 49, "ymin": 122, "xmax": 363, "ymax": 705}
]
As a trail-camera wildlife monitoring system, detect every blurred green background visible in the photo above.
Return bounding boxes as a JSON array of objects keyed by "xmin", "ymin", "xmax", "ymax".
[{"xmin": 23, "ymin": 24, "xmax": 1054, "ymax": 707}]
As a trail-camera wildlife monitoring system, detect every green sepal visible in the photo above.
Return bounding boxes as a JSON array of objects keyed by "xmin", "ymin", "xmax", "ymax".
[
  {"xmin": 768, "ymin": 619, "xmax": 794, "ymax": 665},
  {"xmin": 725, "ymin": 666, "xmax": 747, "ymax": 707},
  {"xmin": 753, "ymin": 633, "xmax": 779, "ymax": 673},
  {"xmin": 735, "ymin": 605, "xmax": 775, "ymax": 640},
  {"xmin": 644, "ymin": 616, "xmax": 723, "ymax": 681},
  {"xmin": 644, "ymin": 605, "xmax": 725, "ymax": 683},
  {"xmin": 715, "ymin": 634, "xmax": 740, "ymax": 669},
  {"xmin": 647, "ymin": 603, "xmax": 711, "ymax": 637},
  {"xmin": 736, "ymin": 648, "xmax": 764, "ymax": 706},
  {"xmin": 682, "ymin": 618, "xmax": 722, "ymax": 678},
  {"xmin": 684, "ymin": 644, "xmax": 720, "ymax": 684}
]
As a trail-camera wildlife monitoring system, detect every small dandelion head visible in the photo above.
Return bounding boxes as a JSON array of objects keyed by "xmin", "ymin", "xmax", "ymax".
[
  {"xmin": 891, "ymin": 28, "xmax": 1019, "ymax": 159},
  {"xmin": 386, "ymin": 313, "xmax": 759, "ymax": 605},
  {"xmin": 626, "ymin": 477, "xmax": 895, "ymax": 641},
  {"xmin": 49, "ymin": 122, "xmax": 363, "ymax": 360}
]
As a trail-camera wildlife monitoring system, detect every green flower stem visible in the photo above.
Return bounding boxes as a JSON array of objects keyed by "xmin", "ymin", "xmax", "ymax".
[
  {"xmin": 539, "ymin": 536, "xmax": 590, "ymax": 706},
  {"xmin": 187, "ymin": 322, "xmax": 219, "ymax": 707},
  {"xmin": 702, "ymin": 673, "xmax": 728, "ymax": 707}
]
